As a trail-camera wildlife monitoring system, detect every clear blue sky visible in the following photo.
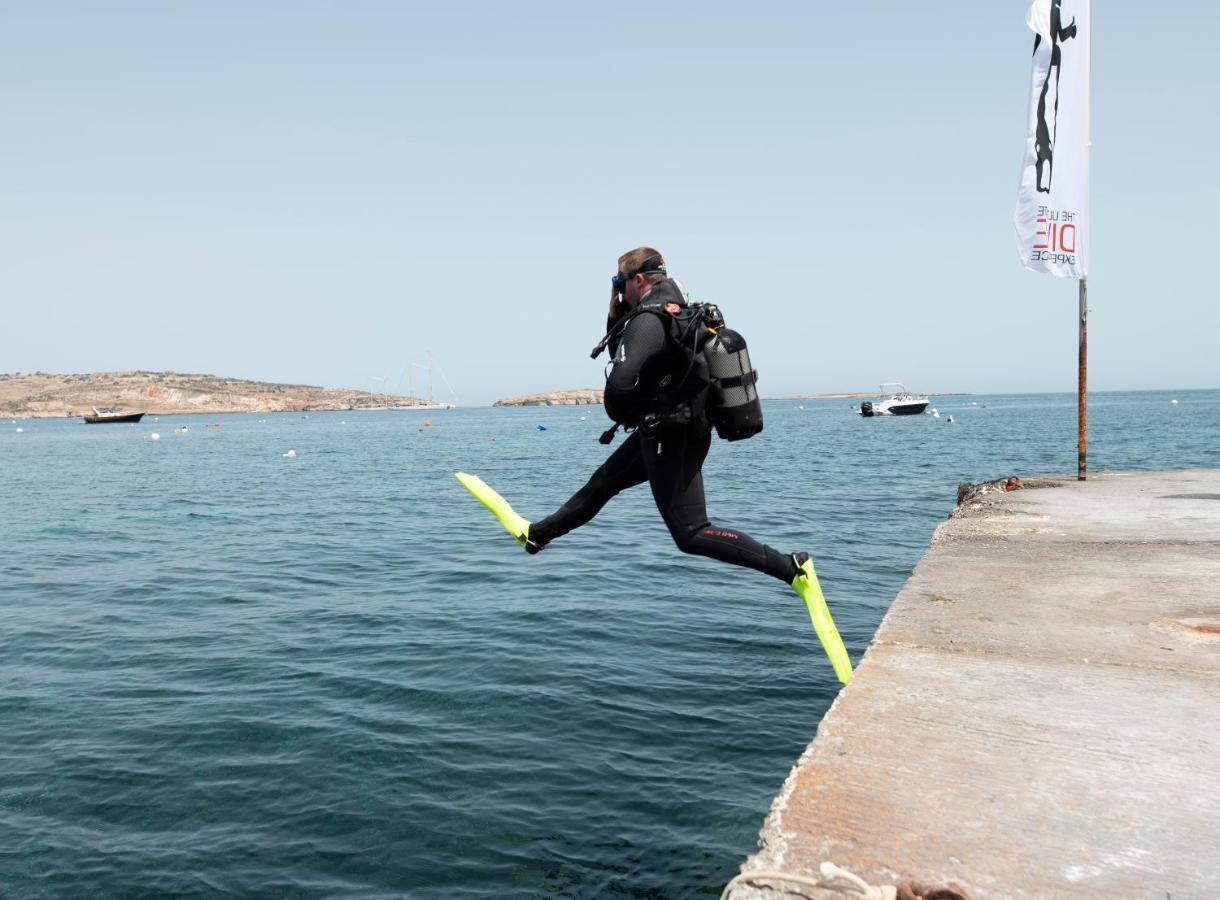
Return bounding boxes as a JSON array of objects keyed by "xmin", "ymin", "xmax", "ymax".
[{"xmin": 3, "ymin": 2, "xmax": 1216, "ymax": 405}]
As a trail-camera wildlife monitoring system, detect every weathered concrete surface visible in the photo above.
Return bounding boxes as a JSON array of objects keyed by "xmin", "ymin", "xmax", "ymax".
[{"xmin": 730, "ymin": 470, "xmax": 1220, "ymax": 899}]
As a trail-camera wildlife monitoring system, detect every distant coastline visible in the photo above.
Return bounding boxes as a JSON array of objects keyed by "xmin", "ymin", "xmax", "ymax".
[
  {"xmin": 769, "ymin": 391, "xmax": 970, "ymax": 400},
  {"xmin": 493, "ymin": 389, "xmax": 967, "ymax": 406},
  {"xmin": 0, "ymin": 373, "xmax": 971, "ymax": 417},
  {"xmin": 0, "ymin": 371, "xmax": 434, "ymax": 418}
]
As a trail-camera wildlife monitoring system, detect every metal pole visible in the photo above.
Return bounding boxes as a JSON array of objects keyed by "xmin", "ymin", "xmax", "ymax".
[
  {"xmin": 1078, "ymin": 277, "xmax": 1087, "ymax": 480},
  {"xmin": 1078, "ymin": 0, "xmax": 1091, "ymax": 482}
]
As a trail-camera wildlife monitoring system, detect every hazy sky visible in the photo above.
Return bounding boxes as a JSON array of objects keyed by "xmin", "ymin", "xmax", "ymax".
[{"xmin": 3, "ymin": 2, "xmax": 1216, "ymax": 405}]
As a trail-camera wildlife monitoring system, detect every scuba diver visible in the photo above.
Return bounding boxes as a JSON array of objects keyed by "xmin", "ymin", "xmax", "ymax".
[{"xmin": 456, "ymin": 247, "xmax": 851, "ymax": 682}]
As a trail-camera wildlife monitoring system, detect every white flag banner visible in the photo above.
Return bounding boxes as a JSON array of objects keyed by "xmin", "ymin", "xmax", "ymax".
[{"xmin": 1015, "ymin": 0, "xmax": 1089, "ymax": 278}]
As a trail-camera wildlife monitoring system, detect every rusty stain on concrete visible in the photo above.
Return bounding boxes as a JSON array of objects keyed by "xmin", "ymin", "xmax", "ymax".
[{"xmin": 1162, "ymin": 618, "xmax": 1220, "ymax": 636}]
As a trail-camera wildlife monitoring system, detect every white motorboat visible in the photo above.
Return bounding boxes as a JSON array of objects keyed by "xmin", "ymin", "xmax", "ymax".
[{"xmin": 860, "ymin": 383, "xmax": 930, "ymax": 417}]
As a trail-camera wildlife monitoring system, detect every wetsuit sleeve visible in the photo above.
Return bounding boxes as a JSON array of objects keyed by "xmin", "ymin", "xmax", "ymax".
[{"xmin": 604, "ymin": 312, "xmax": 667, "ymax": 425}]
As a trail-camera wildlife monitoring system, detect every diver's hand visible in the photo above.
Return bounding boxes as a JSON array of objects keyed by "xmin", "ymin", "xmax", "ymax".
[{"xmin": 608, "ymin": 294, "xmax": 627, "ymax": 322}]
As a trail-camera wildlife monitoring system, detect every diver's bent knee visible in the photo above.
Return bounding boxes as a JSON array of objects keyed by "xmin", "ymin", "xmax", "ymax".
[{"xmin": 671, "ymin": 528, "xmax": 709, "ymax": 556}]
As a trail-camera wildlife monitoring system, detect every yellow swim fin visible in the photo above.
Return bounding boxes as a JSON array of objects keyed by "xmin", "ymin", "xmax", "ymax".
[
  {"xmin": 791, "ymin": 558, "xmax": 853, "ymax": 684},
  {"xmin": 454, "ymin": 472, "xmax": 532, "ymax": 552}
]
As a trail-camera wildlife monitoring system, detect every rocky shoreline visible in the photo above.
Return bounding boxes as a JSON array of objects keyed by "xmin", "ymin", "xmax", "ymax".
[
  {"xmin": 0, "ymin": 372, "xmax": 430, "ymax": 418},
  {"xmin": 493, "ymin": 389, "xmax": 603, "ymax": 407}
]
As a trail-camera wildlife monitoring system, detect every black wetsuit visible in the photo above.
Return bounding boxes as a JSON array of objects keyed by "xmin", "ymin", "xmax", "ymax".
[{"xmin": 528, "ymin": 281, "xmax": 799, "ymax": 583}]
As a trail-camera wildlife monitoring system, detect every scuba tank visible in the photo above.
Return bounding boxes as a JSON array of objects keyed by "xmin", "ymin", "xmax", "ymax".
[
  {"xmin": 590, "ymin": 286, "xmax": 763, "ymax": 442},
  {"xmin": 703, "ymin": 322, "xmax": 763, "ymax": 441},
  {"xmin": 669, "ymin": 299, "xmax": 763, "ymax": 441}
]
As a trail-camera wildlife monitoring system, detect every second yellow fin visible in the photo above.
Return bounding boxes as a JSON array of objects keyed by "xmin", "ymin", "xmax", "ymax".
[
  {"xmin": 454, "ymin": 472, "xmax": 531, "ymax": 552},
  {"xmin": 792, "ymin": 558, "xmax": 853, "ymax": 684}
]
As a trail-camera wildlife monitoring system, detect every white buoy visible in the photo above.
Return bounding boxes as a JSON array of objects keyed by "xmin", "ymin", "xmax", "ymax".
[
  {"xmin": 150, "ymin": 433, "xmax": 160, "ymax": 440},
  {"xmin": 283, "ymin": 449, "xmax": 296, "ymax": 458},
  {"xmin": 579, "ymin": 416, "xmax": 586, "ymax": 421},
  {"xmin": 931, "ymin": 409, "xmax": 940, "ymax": 419},
  {"xmin": 1171, "ymin": 399, "xmax": 1179, "ymax": 405},
  {"xmin": 15, "ymin": 427, "xmax": 23, "ymax": 433}
]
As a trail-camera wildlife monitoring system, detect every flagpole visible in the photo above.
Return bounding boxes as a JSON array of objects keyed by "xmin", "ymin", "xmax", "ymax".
[
  {"xmin": 1016, "ymin": 0, "xmax": 1092, "ymax": 478},
  {"xmin": 1078, "ymin": 0, "xmax": 1091, "ymax": 482},
  {"xmin": 1078, "ymin": 277, "xmax": 1087, "ymax": 480}
]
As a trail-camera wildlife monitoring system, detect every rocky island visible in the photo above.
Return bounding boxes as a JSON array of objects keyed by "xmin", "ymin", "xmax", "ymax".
[
  {"xmin": 0, "ymin": 371, "xmax": 432, "ymax": 418},
  {"xmin": 494, "ymin": 389, "xmax": 603, "ymax": 407}
]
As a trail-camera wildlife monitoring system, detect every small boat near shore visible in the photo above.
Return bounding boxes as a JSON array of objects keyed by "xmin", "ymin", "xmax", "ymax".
[
  {"xmin": 860, "ymin": 383, "xmax": 930, "ymax": 417},
  {"xmin": 83, "ymin": 406, "xmax": 146, "ymax": 424}
]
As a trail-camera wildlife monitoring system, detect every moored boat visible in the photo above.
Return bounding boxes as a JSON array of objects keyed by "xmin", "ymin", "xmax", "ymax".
[
  {"xmin": 83, "ymin": 406, "xmax": 146, "ymax": 424},
  {"xmin": 860, "ymin": 383, "xmax": 930, "ymax": 417}
]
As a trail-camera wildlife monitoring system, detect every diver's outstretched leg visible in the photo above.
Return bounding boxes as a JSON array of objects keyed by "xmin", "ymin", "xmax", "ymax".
[
  {"xmin": 641, "ymin": 427, "xmax": 853, "ymax": 682},
  {"xmin": 527, "ymin": 430, "xmax": 649, "ymax": 551},
  {"xmin": 644, "ymin": 427, "xmax": 799, "ymax": 582},
  {"xmin": 668, "ymin": 516, "xmax": 800, "ymax": 581}
]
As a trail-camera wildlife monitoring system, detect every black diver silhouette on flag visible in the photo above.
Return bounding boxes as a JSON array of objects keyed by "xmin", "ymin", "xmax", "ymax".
[{"xmin": 1033, "ymin": 0, "xmax": 1078, "ymax": 193}]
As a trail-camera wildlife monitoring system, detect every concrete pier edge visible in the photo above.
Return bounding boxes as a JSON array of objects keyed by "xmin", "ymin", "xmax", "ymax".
[{"xmin": 728, "ymin": 470, "xmax": 1220, "ymax": 899}]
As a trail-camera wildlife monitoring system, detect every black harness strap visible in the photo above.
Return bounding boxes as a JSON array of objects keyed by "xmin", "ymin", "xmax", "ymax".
[{"xmin": 716, "ymin": 369, "xmax": 759, "ymax": 390}]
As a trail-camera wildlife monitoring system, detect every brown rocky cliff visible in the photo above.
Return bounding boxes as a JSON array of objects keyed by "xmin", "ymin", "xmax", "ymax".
[
  {"xmin": 0, "ymin": 371, "xmax": 433, "ymax": 417},
  {"xmin": 493, "ymin": 389, "xmax": 603, "ymax": 407}
]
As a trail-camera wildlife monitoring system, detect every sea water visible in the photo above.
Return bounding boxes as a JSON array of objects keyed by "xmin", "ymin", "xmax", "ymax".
[{"xmin": 2, "ymin": 391, "xmax": 1218, "ymax": 898}]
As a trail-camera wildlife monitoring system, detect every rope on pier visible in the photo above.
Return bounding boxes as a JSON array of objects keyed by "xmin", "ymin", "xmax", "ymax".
[{"xmin": 721, "ymin": 861, "xmax": 972, "ymax": 900}]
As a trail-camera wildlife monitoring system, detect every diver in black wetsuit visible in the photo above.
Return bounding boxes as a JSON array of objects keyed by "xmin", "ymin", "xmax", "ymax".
[{"xmin": 525, "ymin": 247, "xmax": 805, "ymax": 585}]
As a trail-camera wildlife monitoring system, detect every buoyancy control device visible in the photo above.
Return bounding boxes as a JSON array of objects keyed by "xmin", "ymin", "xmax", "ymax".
[{"xmin": 591, "ymin": 291, "xmax": 763, "ymax": 441}]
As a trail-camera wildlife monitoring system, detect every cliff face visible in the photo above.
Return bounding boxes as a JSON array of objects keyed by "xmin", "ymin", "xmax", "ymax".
[
  {"xmin": 493, "ymin": 389, "xmax": 603, "ymax": 407},
  {"xmin": 0, "ymin": 372, "xmax": 430, "ymax": 418}
]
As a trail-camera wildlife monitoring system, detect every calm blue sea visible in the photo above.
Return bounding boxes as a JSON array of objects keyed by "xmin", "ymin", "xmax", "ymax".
[{"xmin": 3, "ymin": 391, "xmax": 1218, "ymax": 898}]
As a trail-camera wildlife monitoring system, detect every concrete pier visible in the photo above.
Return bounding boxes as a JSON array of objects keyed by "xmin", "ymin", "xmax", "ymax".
[{"xmin": 728, "ymin": 470, "xmax": 1220, "ymax": 899}]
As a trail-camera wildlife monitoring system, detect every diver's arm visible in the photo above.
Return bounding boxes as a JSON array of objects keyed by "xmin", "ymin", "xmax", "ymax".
[{"xmin": 604, "ymin": 312, "xmax": 667, "ymax": 425}]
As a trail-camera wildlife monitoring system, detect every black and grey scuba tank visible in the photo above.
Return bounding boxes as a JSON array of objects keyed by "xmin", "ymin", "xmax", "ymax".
[
  {"xmin": 703, "ymin": 326, "xmax": 763, "ymax": 441},
  {"xmin": 672, "ymin": 299, "xmax": 763, "ymax": 441}
]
